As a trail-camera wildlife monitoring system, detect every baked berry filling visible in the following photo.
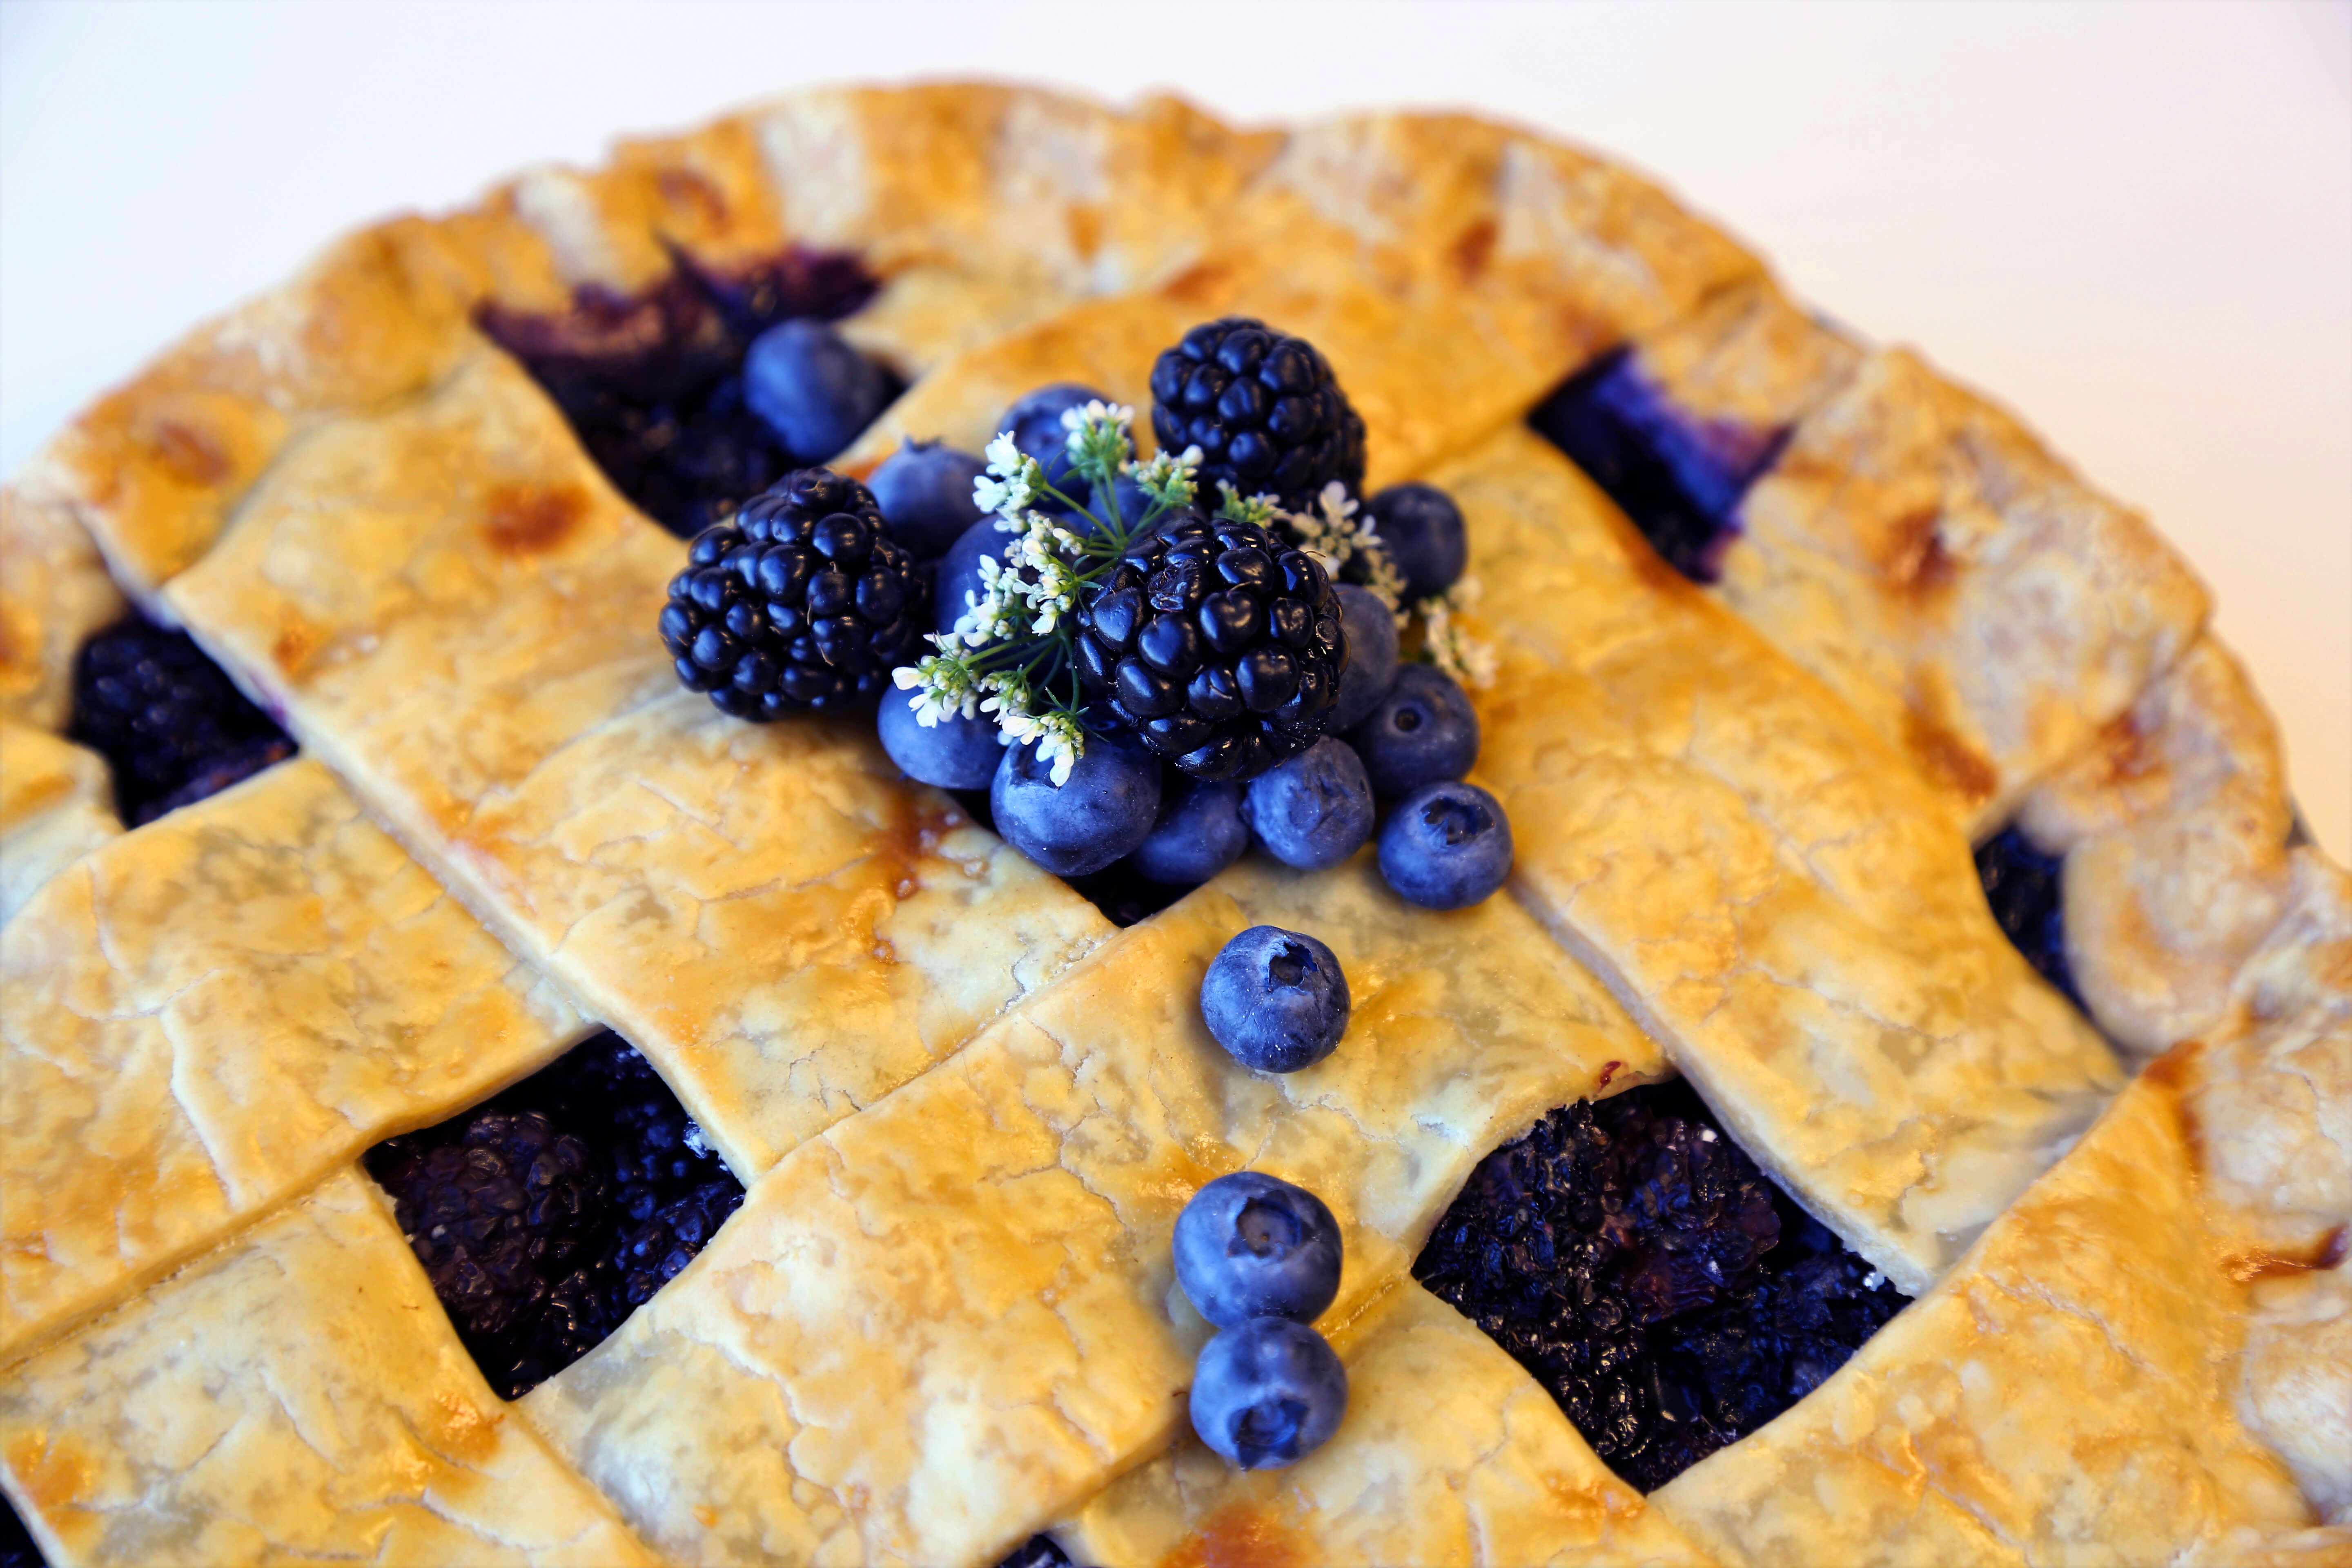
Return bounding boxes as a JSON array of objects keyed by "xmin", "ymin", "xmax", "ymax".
[
  {"xmin": 1526, "ymin": 349, "xmax": 1785, "ymax": 584},
  {"xmin": 0, "ymin": 1494, "xmax": 43, "ymax": 1568},
  {"xmin": 362, "ymin": 1031, "xmax": 743, "ymax": 1401},
  {"xmin": 67, "ymin": 614, "xmax": 296, "ymax": 825},
  {"xmin": 1414, "ymin": 1079, "xmax": 1909, "ymax": 1492},
  {"xmin": 478, "ymin": 247, "xmax": 891, "ymax": 539},
  {"xmin": 1973, "ymin": 826, "xmax": 2084, "ymax": 1006},
  {"xmin": 994, "ymin": 1535, "xmax": 1072, "ymax": 1568}
]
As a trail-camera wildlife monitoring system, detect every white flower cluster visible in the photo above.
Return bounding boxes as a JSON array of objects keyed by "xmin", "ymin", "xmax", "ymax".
[
  {"xmin": 1417, "ymin": 575, "xmax": 1499, "ymax": 690},
  {"xmin": 890, "ymin": 403, "xmax": 1205, "ymax": 787},
  {"xmin": 1281, "ymin": 481, "xmax": 1408, "ymax": 615}
]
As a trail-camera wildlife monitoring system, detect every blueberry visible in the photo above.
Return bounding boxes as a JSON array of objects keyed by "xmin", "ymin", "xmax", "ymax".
[
  {"xmin": 1347, "ymin": 664, "xmax": 1479, "ymax": 797},
  {"xmin": 1242, "ymin": 738, "xmax": 1374, "ymax": 870},
  {"xmin": 1366, "ymin": 483, "xmax": 1468, "ymax": 601},
  {"xmin": 743, "ymin": 319, "xmax": 891, "ymax": 461},
  {"xmin": 869, "ymin": 439, "xmax": 988, "ymax": 560},
  {"xmin": 991, "ymin": 724, "xmax": 1161, "ymax": 876},
  {"xmin": 933, "ymin": 515, "xmax": 1007, "ymax": 637},
  {"xmin": 1378, "ymin": 781, "xmax": 1512, "ymax": 910},
  {"xmin": 1174, "ymin": 1171, "xmax": 1343, "ymax": 1328},
  {"xmin": 1189, "ymin": 1316, "xmax": 1349, "ymax": 1470},
  {"xmin": 1326, "ymin": 584, "xmax": 1399, "ymax": 733},
  {"xmin": 878, "ymin": 684, "xmax": 1003, "ymax": 791},
  {"xmin": 1199, "ymin": 924, "xmax": 1350, "ymax": 1073},
  {"xmin": 1130, "ymin": 776, "xmax": 1249, "ymax": 886},
  {"xmin": 1002, "ymin": 383, "xmax": 1127, "ymax": 506}
]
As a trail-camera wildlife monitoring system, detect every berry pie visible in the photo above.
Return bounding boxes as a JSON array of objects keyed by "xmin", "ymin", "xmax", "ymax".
[{"xmin": 1, "ymin": 84, "xmax": 2345, "ymax": 1568}]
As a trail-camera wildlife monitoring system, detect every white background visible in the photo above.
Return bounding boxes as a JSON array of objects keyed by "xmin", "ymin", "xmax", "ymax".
[{"xmin": 3, "ymin": 0, "xmax": 2345, "ymax": 858}]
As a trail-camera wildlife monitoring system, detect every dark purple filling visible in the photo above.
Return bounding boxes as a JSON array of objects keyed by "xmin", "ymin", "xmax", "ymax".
[
  {"xmin": 1526, "ymin": 349, "xmax": 1786, "ymax": 584},
  {"xmin": 0, "ymin": 1495, "xmax": 43, "ymax": 1568},
  {"xmin": 478, "ymin": 247, "xmax": 888, "ymax": 539},
  {"xmin": 67, "ymin": 614, "xmax": 296, "ymax": 826},
  {"xmin": 1414, "ymin": 1078, "xmax": 1909, "ymax": 1492},
  {"xmin": 363, "ymin": 1030, "xmax": 743, "ymax": 1401},
  {"xmin": 994, "ymin": 1537, "xmax": 1072, "ymax": 1568},
  {"xmin": 1973, "ymin": 826, "xmax": 2083, "ymax": 1007}
]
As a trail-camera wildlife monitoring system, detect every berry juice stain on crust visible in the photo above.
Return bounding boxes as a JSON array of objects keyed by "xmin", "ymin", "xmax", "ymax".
[
  {"xmin": 1414, "ymin": 1079, "xmax": 1909, "ymax": 1492},
  {"xmin": 478, "ymin": 247, "xmax": 889, "ymax": 539},
  {"xmin": 1526, "ymin": 350, "xmax": 1787, "ymax": 585},
  {"xmin": 1973, "ymin": 826, "xmax": 2084, "ymax": 1007},
  {"xmin": 363, "ymin": 1031, "xmax": 744, "ymax": 1401},
  {"xmin": 68, "ymin": 615, "xmax": 296, "ymax": 826}
]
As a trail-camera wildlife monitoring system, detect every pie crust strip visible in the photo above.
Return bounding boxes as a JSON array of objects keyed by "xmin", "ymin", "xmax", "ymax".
[
  {"xmin": 0, "ymin": 757, "xmax": 586, "ymax": 1364},
  {"xmin": 1433, "ymin": 424, "xmax": 2124, "ymax": 1296},
  {"xmin": 1650, "ymin": 1074, "xmax": 2321, "ymax": 1564},
  {"xmin": 519, "ymin": 856, "xmax": 1666, "ymax": 1566},
  {"xmin": 0, "ymin": 722, "xmax": 119, "ymax": 926},
  {"xmin": 0, "ymin": 1168, "xmax": 659, "ymax": 1567},
  {"xmin": 160, "ymin": 348, "xmax": 1115, "ymax": 1182}
]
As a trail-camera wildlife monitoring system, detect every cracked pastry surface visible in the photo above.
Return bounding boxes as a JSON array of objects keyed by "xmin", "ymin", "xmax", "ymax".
[
  {"xmin": 841, "ymin": 108, "xmax": 1760, "ymax": 488},
  {"xmin": 2018, "ymin": 635, "xmax": 2298, "ymax": 1057},
  {"xmin": 1724, "ymin": 346, "xmax": 2211, "ymax": 833},
  {"xmin": 163, "ymin": 349, "xmax": 1112, "ymax": 1180},
  {"xmin": 521, "ymin": 856, "xmax": 1665, "ymax": 1566},
  {"xmin": 1650, "ymin": 1075, "xmax": 2315, "ymax": 1566},
  {"xmin": 1058, "ymin": 1282, "xmax": 1716, "ymax": 1568},
  {"xmin": 0, "ymin": 1169, "xmax": 657, "ymax": 1568},
  {"xmin": 0, "ymin": 757, "xmax": 586, "ymax": 1361},
  {"xmin": 0, "ymin": 722, "xmax": 119, "ymax": 924},
  {"xmin": 1436, "ymin": 424, "xmax": 2123, "ymax": 1296},
  {"xmin": 0, "ymin": 490, "xmax": 122, "ymax": 731}
]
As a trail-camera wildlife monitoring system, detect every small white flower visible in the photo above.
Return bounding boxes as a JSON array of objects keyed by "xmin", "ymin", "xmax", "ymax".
[
  {"xmin": 984, "ymin": 430, "xmax": 1026, "ymax": 476},
  {"xmin": 1417, "ymin": 577, "xmax": 1498, "ymax": 690},
  {"xmin": 1126, "ymin": 443, "xmax": 1203, "ymax": 509},
  {"xmin": 892, "ymin": 653, "xmax": 983, "ymax": 725},
  {"xmin": 1030, "ymin": 710, "xmax": 1087, "ymax": 786}
]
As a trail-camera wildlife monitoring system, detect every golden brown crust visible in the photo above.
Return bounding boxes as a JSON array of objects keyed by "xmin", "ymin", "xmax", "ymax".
[
  {"xmin": 0, "ymin": 721, "xmax": 118, "ymax": 924},
  {"xmin": 2189, "ymin": 849, "xmax": 2352, "ymax": 1257},
  {"xmin": 0, "ymin": 487, "xmax": 124, "ymax": 728},
  {"xmin": 1058, "ymin": 1283, "xmax": 1717, "ymax": 1568},
  {"xmin": 0, "ymin": 758, "xmax": 585, "ymax": 1364},
  {"xmin": 1437, "ymin": 425, "xmax": 2121, "ymax": 1296},
  {"xmin": 1726, "ymin": 347, "xmax": 2213, "ymax": 835},
  {"xmin": 2241, "ymin": 1268, "xmax": 2352, "ymax": 1528},
  {"xmin": 163, "ymin": 349, "xmax": 1113, "ymax": 1180},
  {"xmin": 2014, "ymin": 636, "xmax": 2298, "ymax": 1058},
  {"xmin": 0, "ymin": 1169, "xmax": 659, "ymax": 1567},
  {"xmin": 521, "ymin": 858, "xmax": 1665, "ymax": 1566},
  {"xmin": 1652, "ymin": 1076, "xmax": 2316, "ymax": 1564}
]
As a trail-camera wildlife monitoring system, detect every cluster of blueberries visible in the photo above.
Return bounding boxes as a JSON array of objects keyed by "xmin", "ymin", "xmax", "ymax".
[{"xmin": 864, "ymin": 383, "xmax": 1514, "ymax": 913}]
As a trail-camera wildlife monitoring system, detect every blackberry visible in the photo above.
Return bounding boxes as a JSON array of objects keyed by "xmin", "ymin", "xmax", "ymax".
[
  {"xmin": 1413, "ymin": 1080, "xmax": 1908, "ymax": 1491},
  {"xmin": 67, "ymin": 615, "xmax": 295, "ymax": 825},
  {"xmin": 364, "ymin": 1031, "xmax": 742, "ymax": 1399},
  {"xmin": 1073, "ymin": 514, "xmax": 1347, "ymax": 781},
  {"xmin": 660, "ymin": 468, "xmax": 929, "ymax": 718},
  {"xmin": 1974, "ymin": 826, "xmax": 2082, "ymax": 1006},
  {"xmin": 368, "ymin": 1111, "xmax": 607, "ymax": 1399},
  {"xmin": 1149, "ymin": 318, "xmax": 1365, "ymax": 511}
]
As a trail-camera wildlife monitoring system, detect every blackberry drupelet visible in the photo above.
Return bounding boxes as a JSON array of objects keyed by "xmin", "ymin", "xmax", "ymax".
[
  {"xmin": 1413, "ymin": 1079, "xmax": 1908, "ymax": 1491},
  {"xmin": 364, "ymin": 1031, "xmax": 742, "ymax": 1400},
  {"xmin": 661, "ymin": 468, "xmax": 929, "ymax": 717},
  {"xmin": 479, "ymin": 248, "xmax": 883, "ymax": 538},
  {"xmin": 1073, "ymin": 514, "xmax": 1348, "ymax": 781},
  {"xmin": 1149, "ymin": 318, "xmax": 1365, "ymax": 511},
  {"xmin": 68, "ymin": 615, "xmax": 295, "ymax": 825},
  {"xmin": 1974, "ymin": 826, "xmax": 2082, "ymax": 1005}
]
